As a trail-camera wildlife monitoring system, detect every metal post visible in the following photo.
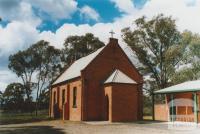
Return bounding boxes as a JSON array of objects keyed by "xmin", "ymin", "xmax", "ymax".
[
  {"xmin": 170, "ymin": 94, "xmax": 174, "ymax": 122},
  {"xmin": 193, "ymin": 92, "xmax": 198, "ymax": 124},
  {"xmin": 49, "ymin": 87, "xmax": 52, "ymax": 117},
  {"xmin": 152, "ymin": 93, "xmax": 155, "ymax": 121}
]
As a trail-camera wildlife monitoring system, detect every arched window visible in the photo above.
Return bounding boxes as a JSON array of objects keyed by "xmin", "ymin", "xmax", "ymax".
[
  {"xmin": 62, "ymin": 89, "xmax": 65, "ymax": 106},
  {"xmin": 53, "ymin": 92, "xmax": 56, "ymax": 105},
  {"xmin": 73, "ymin": 87, "xmax": 77, "ymax": 108}
]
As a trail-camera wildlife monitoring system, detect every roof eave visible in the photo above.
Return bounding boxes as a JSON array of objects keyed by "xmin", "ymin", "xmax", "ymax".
[
  {"xmin": 51, "ymin": 76, "xmax": 81, "ymax": 87},
  {"xmin": 104, "ymin": 82, "xmax": 138, "ymax": 85},
  {"xmin": 154, "ymin": 88, "xmax": 200, "ymax": 94}
]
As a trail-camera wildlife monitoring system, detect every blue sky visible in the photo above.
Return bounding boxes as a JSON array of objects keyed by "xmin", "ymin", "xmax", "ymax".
[
  {"xmin": 0, "ymin": 0, "xmax": 147, "ymax": 68},
  {"xmin": 0, "ymin": 0, "xmax": 147, "ymax": 32},
  {"xmin": 0, "ymin": 0, "xmax": 200, "ymax": 92},
  {"xmin": 38, "ymin": 0, "xmax": 124, "ymax": 31}
]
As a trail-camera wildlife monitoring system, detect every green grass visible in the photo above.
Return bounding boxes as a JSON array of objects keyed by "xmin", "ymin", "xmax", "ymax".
[
  {"xmin": 0, "ymin": 126, "xmax": 65, "ymax": 134},
  {"xmin": 0, "ymin": 110, "xmax": 51, "ymax": 125}
]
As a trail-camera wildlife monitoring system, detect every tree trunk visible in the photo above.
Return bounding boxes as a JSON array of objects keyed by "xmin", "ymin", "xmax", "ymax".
[{"xmin": 35, "ymin": 87, "xmax": 39, "ymax": 116}]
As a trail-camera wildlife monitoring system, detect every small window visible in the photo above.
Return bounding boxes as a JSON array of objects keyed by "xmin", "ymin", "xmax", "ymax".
[
  {"xmin": 73, "ymin": 87, "xmax": 77, "ymax": 108},
  {"xmin": 62, "ymin": 90, "xmax": 65, "ymax": 105}
]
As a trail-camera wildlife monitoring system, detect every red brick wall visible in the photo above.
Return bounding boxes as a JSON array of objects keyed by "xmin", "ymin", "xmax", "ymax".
[
  {"xmin": 50, "ymin": 38, "xmax": 143, "ymax": 121},
  {"xmin": 154, "ymin": 104, "xmax": 168, "ymax": 121},
  {"xmin": 69, "ymin": 80, "xmax": 82, "ymax": 121},
  {"xmin": 82, "ymin": 38, "xmax": 143, "ymax": 121},
  {"xmin": 50, "ymin": 87, "xmax": 58, "ymax": 117},
  {"xmin": 111, "ymin": 84, "xmax": 139, "ymax": 122},
  {"xmin": 104, "ymin": 85, "xmax": 112, "ymax": 121},
  {"xmin": 50, "ymin": 79, "xmax": 82, "ymax": 121}
]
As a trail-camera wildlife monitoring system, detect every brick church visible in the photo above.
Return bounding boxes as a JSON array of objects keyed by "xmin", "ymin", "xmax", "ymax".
[{"xmin": 49, "ymin": 38, "xmax": 143, "ymax": 122}]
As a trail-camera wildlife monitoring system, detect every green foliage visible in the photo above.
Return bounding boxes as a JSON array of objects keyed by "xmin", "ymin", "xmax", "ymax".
[
  {"xmin": 143, "ymin": 95, "xmax": 152, "ymax": 116},
  {"xmin": 63, "ymin": 33, "xmax": 105, "ymax": 65},
  {"xmin": 0, "ymin": 91, "xmax": 3, "ymax": 108},
  {"xmin": 172, "ymin": 31, "xmax": 200, "ymax": 84},
  {"xmin": 7, "ymin": 34, "xmax": 104, "ymax": 113},
  {"xmin": 29, "ymin": 40, "xmax": 62, "ymax": 84},
  {"xmin": 8, "ymin": 50, "xmax": 38, "ymax": 77},
  {"xmin": 3, "ymin": 83, "xmax": 25, "ymax": 112},
  {"xmin": 122, "ymin": 14, "xmax": 184, "ymax": 92},
  {"xmin": 172, "ymin": 68, "xmax": 196, "ymax": 84},
  {"xmin": 38, "ymin": 90, "xmax": 49, "ymax": 110},
  {"xmin": 8, "ymin": 50, "xmax": 38, "ymax": 101},
  {"xmin": 8, "ymin": 40, "xmax": 61, "ymax": 114},
  {"xmin": 6, "ymin": 15, "xmax": 200, "ymax": 116},
  {"xmin": 26, "ymin": 40, "xmax": 61, "ymax": 115}
]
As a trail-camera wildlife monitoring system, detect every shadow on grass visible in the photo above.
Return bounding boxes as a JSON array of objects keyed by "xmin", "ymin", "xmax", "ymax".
[
  {"xmin": 134, "ymin": 120, "xmax": 166, "ymax": 124},
  {"xmin": 0, "ymin": 126, "xmax": 66, "ymax": 134},
  {"xmin": 0, "ymin": 117, "xmax": 53, "ymax": 125},
  {"xmin": 0, "ymin": 110, "xmax": 52, "ymax": 125},
  {"xmin": 107, "ymin": 120, "xmax": 166, "ymax": 125}
]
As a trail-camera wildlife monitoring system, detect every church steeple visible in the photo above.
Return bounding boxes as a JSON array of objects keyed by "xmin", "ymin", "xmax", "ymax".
[
  {"xmin": 108, "ymin": 30, "xmax": 118, "ymax": 44},
  {"xmin": 108, "ymin": 37, "xmax": 118, "ymax": 45}
]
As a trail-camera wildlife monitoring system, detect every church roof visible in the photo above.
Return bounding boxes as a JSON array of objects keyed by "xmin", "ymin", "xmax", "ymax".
[
  {"xmin": 53, "ymin": 47, "xmax": 105, "ymax": 85},
  {"xmin": 104, "ymin": 69, "xmax": 137, "ymax": 84},
  {"xmin": 52, "ymin": 39, "xmax": 140, "ymax": 86}
]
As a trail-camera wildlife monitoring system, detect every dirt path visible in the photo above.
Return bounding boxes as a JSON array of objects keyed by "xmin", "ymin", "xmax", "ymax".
[{"xmin": 0, "ymin": 120, "xmax": 200, "ymax": 134}]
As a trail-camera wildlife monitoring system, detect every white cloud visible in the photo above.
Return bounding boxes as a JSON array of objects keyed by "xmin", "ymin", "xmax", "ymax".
[
  {"xmin": 80, "ymin": 5, "xmax": 100, "ymax": 21},
  {"xmin": 39, "ymin": 22, "xmax": 123, "ymax": 49},
  {"xmin": 28, "ymin": 0, "xmax": 78, "ymax": 20},
  {"xmin": 140, "ymin": 0, "xmax": 200, "ymax": 33},
  {"xmin": 35, "ymin": 0, "xmax": 200, "ymax": 50},
  {"xmin": 0, "ymin": 0, "xmax": 78, "ymax": 25},
  {"xmin": 0, "ymin": 1, "xmax": 41, "ymax": 26},
  {"xmin": 1, "ymin": 0, "xmax": 200, "ymax": 92},
  {"xmin": 110, "ymin": 0, "xmax": 137, "ymax": 14},
  {"xmin": 0, "ymin": 82, "xmax": 7, "ymax": 92},
  {"xmin": 0, "ymin": 70, "xmax": 20, "ymax": 92},
  {"xmin": 0, "ymin": 21, "xmax": 39, "ymax": 57}
]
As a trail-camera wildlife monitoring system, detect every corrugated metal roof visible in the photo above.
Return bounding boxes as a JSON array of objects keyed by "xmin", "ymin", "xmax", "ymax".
[
  {"xmin": 104, "ymin": 69, "xmax": 137, "ymax": 84},
  {"xmin": 53, "ymin": 47, "xmax": 105, "ymax": 85},
  {"xmin": 121, "ymin": 45, "xmax": 141, "ymax": 68},
  {"xmin": 52, "ymin": 42, "xmax": 140, "ymax": 86},
  {"xmin": 154, "ymin": 80, "xmax": 200, "ymax": 94}
]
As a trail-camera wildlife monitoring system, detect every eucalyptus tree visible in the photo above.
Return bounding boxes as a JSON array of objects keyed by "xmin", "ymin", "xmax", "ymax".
[
  {"xmin": 8, "ymin": 49, "xmax": 38, "ymax": 102},
  {"xmin": 122, "ymin": 14, "xmax": 187, "ymax": 120},
  {"xmin": 63, "ymin": 33, "xmax": 105, "ymax": 65},
  {"xmin": 171, "ymin": 31, "xmax": 200, "ymax": 84},
  {"xmin": 3, "ymin": 83, "xmax": 25, "ymax": 112},
  {"xmin": 8, "ymin": 40, "xmax": 61, "ymax": 114},
  {"xmin": 122, "ymin": 14, "xmax": 184, "ymax": 92},
  {"xmin": 29, "ymin": 40, "xmax": 61, "ymax": 115}
]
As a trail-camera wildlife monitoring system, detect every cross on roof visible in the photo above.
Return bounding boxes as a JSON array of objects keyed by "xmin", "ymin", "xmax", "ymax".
[{"xmin": 109, "ymin": 30, "xmax": 115, "ymax": 38}]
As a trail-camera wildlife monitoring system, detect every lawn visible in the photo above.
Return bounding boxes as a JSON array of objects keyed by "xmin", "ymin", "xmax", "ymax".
[{"xmin": 0, "ymin": 110, "xmax": 51, "ymax": 125}]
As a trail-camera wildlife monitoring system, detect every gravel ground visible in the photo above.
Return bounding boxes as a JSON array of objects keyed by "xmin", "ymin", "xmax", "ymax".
[{"xmin": 0, "ymin": 120, "xmax": 200, "ymax": 134}]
